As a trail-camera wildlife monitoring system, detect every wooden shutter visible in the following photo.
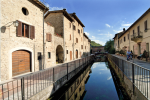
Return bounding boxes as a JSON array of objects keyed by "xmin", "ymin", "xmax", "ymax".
[
  {"xmin": 70, "ymin": 51, "xmax": 72, "ymax": 60},
  {"xmin": 49, "ymin": 34, "xmax": 52, "ymax": 42},
  {"xmin": 17, "ymin": 21, "xmax": 22, "ymax": 37},
  {"xmin": 70, "ymin": 34, "xmax": 71, "ymax": 40},
  {"xmin": 46, "ymin": 33, "xmax": 48, "ymax": 41},
  {"xmin": 30, "ymin": 26, "xmax": 35, "ymax": 39}
]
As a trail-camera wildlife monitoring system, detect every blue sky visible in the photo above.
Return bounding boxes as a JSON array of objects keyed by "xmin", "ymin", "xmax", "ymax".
[{"xmin": 41, "ymin": 0, "xmax": 150, "ymax": 46}]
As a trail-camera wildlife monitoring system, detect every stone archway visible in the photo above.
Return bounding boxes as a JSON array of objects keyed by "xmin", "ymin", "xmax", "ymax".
[{"xmin": 56, "ymin": 45, "xmax": 64, "ymax": 63}]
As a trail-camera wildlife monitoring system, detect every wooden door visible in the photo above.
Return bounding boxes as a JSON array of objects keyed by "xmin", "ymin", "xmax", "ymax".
[
  {"xmin": 12, "ymin": 50, "xmax": 31, "ymax": 76},
  {"xmin": 70, "ymin": 51, "xmax": 72, "ymax": 60},
  {"xmin": 76, "ymin": 50, "xmax": 78, "ymax": 59}
]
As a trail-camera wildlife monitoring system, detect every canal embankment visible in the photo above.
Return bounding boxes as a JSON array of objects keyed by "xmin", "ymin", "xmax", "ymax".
[{"xmin": 108, "ymin": 54, "xmax": 148, "ymax": 100}]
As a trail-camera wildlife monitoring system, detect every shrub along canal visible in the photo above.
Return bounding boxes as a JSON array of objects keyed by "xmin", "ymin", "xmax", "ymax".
[{"xmin": 48, "ymin": 58, "xmax": 129, "ymax": 100}]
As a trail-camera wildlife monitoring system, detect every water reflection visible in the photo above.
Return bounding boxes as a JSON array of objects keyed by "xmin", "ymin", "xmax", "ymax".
[
  {"xmin": 50, "ymin": 58, "xmax": 125, "ymax": 100},
  {"xmin": 49, "ymin": 65, "xmax": 91, "ymax": 100}
]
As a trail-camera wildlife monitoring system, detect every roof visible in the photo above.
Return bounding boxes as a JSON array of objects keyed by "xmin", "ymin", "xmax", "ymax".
[
  {"xmin": 32, "ymin": 0, "xmax": 49, "ymax": 13},
  {"xmin": 44, "ymin": 9, "xmax": 74, "ymax": 22},
  {"xmin": 119, "ymin": 8, "xmax": 150, "ymax": 39},
  {"xmin": 113, "ymin": 34, "xmax": 118, "ymax": 39},
  {"xmin": 83, "ymin": 33, "xmax": 91, "ymax": 42},
  {"xmin": 70, "ymin": 13, "xmax": 85, "ymax": 27}
]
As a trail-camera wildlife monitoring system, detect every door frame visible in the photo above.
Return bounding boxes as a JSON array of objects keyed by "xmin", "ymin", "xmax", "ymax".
[{"xmin": 9, "ymin": 47, "xmax": 34, "ymax": 79}]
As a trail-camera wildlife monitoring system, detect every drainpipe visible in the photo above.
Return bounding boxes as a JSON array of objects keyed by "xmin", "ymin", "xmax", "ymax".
[
  {"xmin": 63, "ymin": 15, "xmax": 65, "ymax": 63},
  {"xmin": 0, "ymin": 1, "xmax": 1, "ymax": 82},
  {"xmin": 43, "ymin": 9, "xmax": 45, "ymax": 69},
  {"xmin": 72, "ymin": 21, "xmax": 74, "ymax": 60}
]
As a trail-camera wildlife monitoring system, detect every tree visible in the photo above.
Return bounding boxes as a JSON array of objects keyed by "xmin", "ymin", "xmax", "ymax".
[
  {"xmin": 104, "ymin": 39, "xmax": 115, "ymax": 54},
  {"xmin": 91, "ymin": 41, "xmax": 102, "ymax": 47}
]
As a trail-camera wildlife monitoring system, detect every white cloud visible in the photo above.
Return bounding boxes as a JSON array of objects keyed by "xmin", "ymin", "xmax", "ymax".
[
  {"xmin": 45, "ymin": 3, "xmax": 50, "ymax": 8},
  {"xmin": 105, "ymin": 24, "xmax": 111, "ymax": 28},
  {"xmin": 98, "ymin": 33, "xmax": 114, "ymax": 38},
  {"xmin": 91, "ymin": 36, "xmax": 96, "ymax": 40},
  {"xmin": 107, "ymin": 76, "xmax": 112, "ymax": 80},
  {"xmin": 99, "ymin": 69, "xmax": 106, "ymax": 70},
  {"xmin": 49, "ymin": 7, "xmax": 63, "ymax": 11},
  {"xmin": 85, "ymin": 32, "xmax": 90, "ymax": 36},
  {"xmin": 122, "ymin": 23, "xmax": 132, "ymax": 27},
  {"xmin": 113, "ymin": 30, "xmax": 122, "ymax": 33},
  {"xmin": 91, "ymin": 40, "xmax": 105, "ymax": 46},
  {"xmin": 98, "ymin": 30, "xmax": 101, "ymax": 32}
]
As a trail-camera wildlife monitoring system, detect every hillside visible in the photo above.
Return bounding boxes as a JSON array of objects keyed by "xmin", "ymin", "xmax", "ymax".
[{"xmin": 91, "ymin": 41, "xmax": 102, "ymax": 47}]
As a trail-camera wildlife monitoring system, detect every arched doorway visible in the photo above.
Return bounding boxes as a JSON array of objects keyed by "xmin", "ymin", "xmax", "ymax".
[
  {"xmin": 76, "ymin": 49, "xmax": 78, "ymax": 59},
  {"xmin": 56, "ymin": 45, "xmax": 64, "ymax": 63},
  {"xmin": 12, "ymin": 50, "xmax": 31, "ymax": 76}
]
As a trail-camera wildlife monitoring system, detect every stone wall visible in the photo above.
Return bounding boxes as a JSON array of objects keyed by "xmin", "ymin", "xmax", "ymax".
[
  {"xmin": 0, "ymin": 0, "xmax": 54, "ymax": 81},
  {"xmin": 44, "ymin": 13, "xmax": 63, "ymax": 36}
]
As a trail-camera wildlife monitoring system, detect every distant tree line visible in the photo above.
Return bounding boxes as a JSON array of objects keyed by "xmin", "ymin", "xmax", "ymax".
[
  {"xmin": 91, "ymin": 41, "xmax": 102, "ymax": 47},
  {"xmin": 104, "ymin": 39, "xmax": 115, "ymax": 54}
]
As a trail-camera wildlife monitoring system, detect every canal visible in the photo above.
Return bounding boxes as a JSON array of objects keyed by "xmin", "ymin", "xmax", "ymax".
[{"xmin": 48, "ymin": 58, "xmax": 128, "ymax": 100}]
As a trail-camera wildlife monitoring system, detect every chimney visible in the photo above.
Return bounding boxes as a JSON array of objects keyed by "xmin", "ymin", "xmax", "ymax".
[
  {"xmin": 73, "ymin": 12, "xmax": 76, "ymax": 15},
  {"xmin": 63, "ymin": 9, "xmax": 66, "ymax": 11},
  {"xmin": 123, "ymin": 28, "xmax": 125, "ymax": 32}
]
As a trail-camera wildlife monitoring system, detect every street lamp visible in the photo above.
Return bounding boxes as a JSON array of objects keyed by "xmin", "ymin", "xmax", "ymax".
[{"xmin": 13, "ymin": 20, "xmax": 19, "ymax": 27}]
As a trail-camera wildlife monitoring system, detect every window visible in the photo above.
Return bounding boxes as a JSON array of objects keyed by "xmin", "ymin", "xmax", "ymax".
[
  {"xmin": 46, "ymin": 33, "xmax": 52, "ymax": 42},
  {"xmin": 37, "ymin": 52, "xmax": 41, "ymax": 60},
  {"xmin": 71, "ymin": 86, "xmax": 73, "ymax": 92},
  {"xmin": 128, "ymin": 34, "xmax": 129, "ymax": 40},
  {"xmin": 78, "ymin": 23, "xmax": 79, "ymax": 26},
  {"xmin": 81, "ymin": 29, "xmax": 82, "ymax": 33},
  {"xmin": 70, "ymin": 34, "xmax": 71, "ymax": 40},
  {"xmin": 73, "ymin": 25, "xmax": 76, "ymax": 30},
  {"xmin": 22, "ymin": 7, "xmax": 29, "ymax": 15},
  {"xmin": 79, "ymin": 87, "xmax": 81, "ymax": 91},
  {"xmin": 85, "ymin": 46, "xmax": 86, "ymax": 49},
  {"xmin": 76, "ymin": 38, "xmax": 78, "ymax": 43},
  {"xmin": 17, "ymin": 21, "xmax": 35, "ymax": 39},
  {"xmin": 78, "ymin": 29, "xmax": 80, "ymax": 34},
  {"xmin": 144, "ymin": 20, "xmax": 147, "ymax": 30},
  {"xmin": 81, "ymin": 45, "xmax": 83, "ymax": 49},
  {"xmin": 137, "ymin": 26, "xmax": 140, "ymax": 35},
  {"xmin": 66, "ymin": 50, "xmax": 68, "ymax": 54},
  {"xmin": 22, "ymin": 23, "xmax": 29, "ymax": 38},
  {"xmin": 75, "ymin": 93, "xmax": 77, "ymax": 99},
  {"xmin": 69, "ymin": 23, "xmax": 71, "ymax": 28},
  {"xmin": 124, "ymin": 36, "xmax": 125, "ymax": 42},
  {"xmin": 48, "ymin": 52, "xmax": 51, "ymax": 59},
  {"xmin": 133, "ymin": 30, "xmax": 134, "ymax": 35}
]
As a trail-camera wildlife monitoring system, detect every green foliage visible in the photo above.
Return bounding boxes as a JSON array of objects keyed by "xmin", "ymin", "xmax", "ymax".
[
  {"xmin": 104, "ymin": 39, "xmax": 115, "ymax": 54},
  {"xmin": 91, "ymin": 41, "xmax": 102, "ymax": 47},
  {"xmin": 119, "ymin": 50, "xmax": 125, "ymax": 55}
]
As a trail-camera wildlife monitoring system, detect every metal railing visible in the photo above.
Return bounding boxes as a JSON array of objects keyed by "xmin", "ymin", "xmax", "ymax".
[
  {"xmin": 0, "ymin": 55, "xmax": 94, "ymax": 100},
  {"xmin": 131, "ymin": 32, "xmax": 143, "ymax": 39},
  {"xmin": 108, "ymin": 54, "xmax": 150, "ymax": 99}
]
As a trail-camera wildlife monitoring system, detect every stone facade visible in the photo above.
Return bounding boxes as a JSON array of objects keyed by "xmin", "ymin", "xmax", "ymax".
[
  {"xmin": 0, "ymin": 0, "xmax": 55, "ymax": 81},
  {"xmin": 114, "ymin": 8, "xmax": 150, "ymax": 56},
  {"xmin": 91, "ymin": 46, "xmax": 105, "ymax": 54},
  {"xmin": 0, "ymin": 1, "xmax": 91, "ymax": 81},
  {"xmin": 44, "ymin": 9, "xmax": 91, "ymax": 63}
]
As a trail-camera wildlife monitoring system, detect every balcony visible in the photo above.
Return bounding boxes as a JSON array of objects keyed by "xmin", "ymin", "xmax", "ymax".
[{"xmin": 131, "ymin": 32, "xmax": 143, "ymax": 43}]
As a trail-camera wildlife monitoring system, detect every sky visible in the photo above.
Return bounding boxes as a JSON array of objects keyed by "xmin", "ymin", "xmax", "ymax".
[{"xmin": 41, "ymin": 0, "xmax": 150, "ymax": 46}]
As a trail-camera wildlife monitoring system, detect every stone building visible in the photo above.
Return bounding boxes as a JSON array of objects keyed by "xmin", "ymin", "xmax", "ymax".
[
  {"xmin": 91, "ymin": 46, "xmax": 105, "ymax": 54},
  {"xmin": 44, "ymin": 9, "xmax": 91, "ymax": 63},
  {"xmin": 0, "ymin": 0, "xmax": 91, "ymax": 81},
  {"xmin": 113, "ymin": 8, "xmax": 150, "ymax": 56},
  {"xmin": 0, "ymin": 0, "xmax": 56, "ymax": 81}
]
